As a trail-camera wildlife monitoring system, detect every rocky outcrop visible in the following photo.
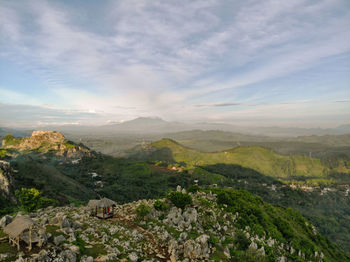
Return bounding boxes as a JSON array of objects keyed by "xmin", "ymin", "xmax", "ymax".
[
  {"xmin": 0, "ymin": 160, "xmax": 16, "ymax": 202},
  {"xmin": 0, "ymin": 191, "xmax": 337, "ymax": 261},
  {"xmin": 2, "ymin": 131, "xmax": 90, "ymax": 158}
]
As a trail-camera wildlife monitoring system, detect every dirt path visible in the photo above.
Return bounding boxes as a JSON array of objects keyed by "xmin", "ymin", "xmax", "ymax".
[{"xmin": 110, "ymin": 215, "xmax": 170, "ymax": 261}]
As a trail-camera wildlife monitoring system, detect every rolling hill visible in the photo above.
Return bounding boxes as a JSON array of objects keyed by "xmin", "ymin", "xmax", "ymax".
[{"xmin": 136, "ymin": 139, "xmax": 350, "ymax": 178}]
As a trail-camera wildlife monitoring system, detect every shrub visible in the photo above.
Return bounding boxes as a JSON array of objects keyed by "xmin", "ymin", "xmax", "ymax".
[
  {"xmin": 0, "ymin": 150, "xmax": 7, "ymax": 158},
  {"xmin": 15, "ymin": 188, "xmax": 57, "ymax": 212},
  {"xmin": 187, "ymin": 184, "xmax": 200, "ymax": 193},
  {"xmin": 136, "ymin": 203, "xmax": 151, "ymax": 218},
  {"xmin": 65, "ymin": 143, "xmax": 76, "ymax": 149},
  {"xmin": 234, "ymin": 230, "xmax": 251, "ymax": 250},
  {"xmin": 3, "ymin": 134, "xmax": 20, "ymax": 146},
  {"xmin": 167, "ymin": 191, "xmax": 192, "ymax": 209},
  {"xmin": 38, "ymin": 197, "xmax": 58, "ymax": 209},
  {"xmin": 154, "ymin": 200, "xmax": 169, "ymax": 211}
]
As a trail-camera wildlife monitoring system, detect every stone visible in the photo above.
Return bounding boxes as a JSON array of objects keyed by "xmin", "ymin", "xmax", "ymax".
[
  {"xmin": 80, "ymin": 256, "xmax": 94, "ymax": 262},
  {"xmin": 184, "ymin": 239, "xmax": 201, "ymax": 259},
  {"xmin": 35, "ymin": 250, "xmax": 51, "ymax": 262},
  {"xmin": 54, "ymin": 235, "xmax": 66, "ymax": 245},
  {"xmin": 128, "ymin": 252, "xmax": 138, "ymax": 262},
  {"xmin": 41, "ymin": 217, "xmax": 49, "ymax": 226},
  {"xmin": 0, "ymin": 254, "xmax": 10, "ymax": 261},
  {"xmin": 56, "ymin": 250, "xmax": 77, "ymax": 262},
  {"xmin": 276, "ymin": 256, "xmax": 287, "ymax": 262},
  {"xmin": 70, "ymin": 245, "xmax": 80, "ymax": 254},
  {"xmin": 249, "ymin": 242, "xmax": 258, "ymax": 250},
  {"xmin": 0, "ymin": 215, "xmax": 12, "ymax": 228},
  {"xmin": 61, "ymin": 217, "xmax": 70, "ymax": 228},
  {"xmin": 85, "ymin": 227, "xmax": 95, "ymax": 234},
  {"xmin": 196, "ymin": 234, "xmax": 210, "ymax": 257}
]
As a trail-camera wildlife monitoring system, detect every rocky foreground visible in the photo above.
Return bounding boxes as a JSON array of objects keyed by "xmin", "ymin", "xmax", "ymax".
[{"xmin": 0, "ymin": 187, "xmax": 337, "ymax": 262}]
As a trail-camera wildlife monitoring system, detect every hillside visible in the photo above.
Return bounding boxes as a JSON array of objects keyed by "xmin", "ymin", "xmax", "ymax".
[
  {"xmin": 0, "ymin": 132, "xmax": 194, "ymax": 208},
  {"xmin": 1, "ymin": 132, "xmax": 349, "ymax": 256},
  {"xmin": 0, "ymin": 187, "xmax": 348, "ymax": 261},
  {"xmin": 138, "ymin": 139, "xmax": 350, "ymax": 178}
]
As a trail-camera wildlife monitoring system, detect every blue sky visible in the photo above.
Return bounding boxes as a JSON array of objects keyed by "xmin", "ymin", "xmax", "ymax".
[{"xmin": 0, "ymin": 0, "xmax": 349, "ymax": 128}]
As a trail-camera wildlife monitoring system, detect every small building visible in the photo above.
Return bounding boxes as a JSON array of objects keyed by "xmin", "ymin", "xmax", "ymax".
[
  {"xmin": 4, "ymin": 216, "xmax": 44, "ymax": 251},
  {"xmin": 88, "ymin": 198, "xmax": 116, "ymax": 219}
]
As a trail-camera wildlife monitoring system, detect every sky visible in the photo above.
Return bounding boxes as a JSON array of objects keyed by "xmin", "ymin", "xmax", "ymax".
[{"xmin": 0, "ymin": 0, "xmax": 350, "ymax": 128}]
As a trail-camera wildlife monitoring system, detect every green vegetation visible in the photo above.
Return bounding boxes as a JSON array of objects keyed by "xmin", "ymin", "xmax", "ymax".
[
  {"xmin": 201, "ymin": 163, "xmax": 350, "ymax": 253},
  {"xmin": 136, "ymin": 203, "xmax": 151, "ymax": 218},
  {"xmin": 187, "ymin": 184, "xmax": 201, "ymax": 193},
  {"xmin": 1, "ymin": 134, "xmax": 349, "ymax": 257},
  {"xmin": 2, "ymin": 134, "xmax": 21, "ymax": 146},
  {"xmin": 64, "ymin": 142, "xmax": 76, "ymax": 149},
  {"xmin": 45, "ymin": 225, "xmax": 61, "ymax": 237},
  {"xmin": 15, "ymin": 187, "xmax": 57, "ymax": 212},
  {"xmin": 211, "ymin": 188, "xmax": 350, "ymax": 261},
  {"xmin": 153, "ymin": 200, "xmax": 169, "ymax": 211},
  {"xmin": 85, "ymin": 244, "xmax": 107, "ymax": 258},
  {"xmin": 0, "ymin": 149, "xmax": 7, "ymax": 158},
  {"xmin": 140, "ymin": 139, "xmax": 349, "ymax": 178},
  {"xmin": 167, "ymin": 191, "xmax": 192, "ymax": 209}
]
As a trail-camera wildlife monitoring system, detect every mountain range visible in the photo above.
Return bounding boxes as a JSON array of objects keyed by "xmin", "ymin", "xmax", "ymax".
[{"xmin": 2, "ymin": 117, "xmax": 350, "ymax": 138}]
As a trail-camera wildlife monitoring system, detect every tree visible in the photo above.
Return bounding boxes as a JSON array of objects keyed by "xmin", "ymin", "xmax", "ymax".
[{"xmin": 15, "ymin": 188, "xmax": 57, "ymax": 212}]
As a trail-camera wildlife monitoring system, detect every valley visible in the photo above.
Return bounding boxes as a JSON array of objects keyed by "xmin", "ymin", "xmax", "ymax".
[{"xmin": 0, "ymin": 130, "xmax": 349, "ymax": 260}]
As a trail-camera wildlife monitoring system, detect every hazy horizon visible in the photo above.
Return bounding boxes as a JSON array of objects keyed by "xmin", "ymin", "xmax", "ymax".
[{"xmin": 1, "ymin": 0, "xmax": 350, "ymax": 128}]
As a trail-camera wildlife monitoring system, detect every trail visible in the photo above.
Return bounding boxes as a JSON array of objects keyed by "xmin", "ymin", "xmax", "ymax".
[{"xmin": 110, "ymin": 212, "xmax": 170, "ymax": 261}]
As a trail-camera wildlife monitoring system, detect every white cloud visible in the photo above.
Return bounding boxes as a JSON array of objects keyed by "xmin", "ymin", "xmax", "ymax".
[{"xmin": 0, "ymin": 0, "xmax": 349, "ymax": 127}]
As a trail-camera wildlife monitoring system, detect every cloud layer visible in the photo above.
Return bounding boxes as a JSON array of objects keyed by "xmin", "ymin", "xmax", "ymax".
[{"xmin": 0, "ymin": 0, "xmax": 349, "ymax": 127}]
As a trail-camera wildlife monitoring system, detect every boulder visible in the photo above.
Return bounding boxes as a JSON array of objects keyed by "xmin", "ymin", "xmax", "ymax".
[
  {"xmin": 184, "ymin": 239, "xmax": 201, "ymax": 259},
  {"xmin": 55, "ymin": 250, "xmax": 76, "ymax": 262},
  {"xmin": 61, "ymin": 217, "xmax": 70, "ymax": 228},
  {"xmin": 33, "ymin": 250, "xmax": 51, "ymax": 262},
  {"xmin": 128, "ymin": 252, "xmax": 138, "ymax": 262},
  {"xmin": 0, "ymin": 215, "xmax": 12, "ymax": 228},
  {"xmin": 80, "ymin": 256, "xmax": 93, "ymax": 262},
  {"xmin": 54, "ymin": 235, "xmax": 66, "ymax": 246},
  {"xmin": 70, "ymin": 245, "xmax": 80, "ymax": 254}
]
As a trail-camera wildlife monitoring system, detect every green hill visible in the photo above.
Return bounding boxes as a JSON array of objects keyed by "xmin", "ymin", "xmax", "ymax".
[{"xmin": 142, "ymin": 139, "xmax": 349, "ymax": 178}]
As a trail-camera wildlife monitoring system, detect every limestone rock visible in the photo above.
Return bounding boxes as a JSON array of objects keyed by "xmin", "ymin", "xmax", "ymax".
[
  {"xmin": 54, "ymin": 235, "xmax": 66, "ymax": 246},
  {"xmin": 128, "ymin": 252, "xmax": 138, "ymax": 262},
  {"xmin": 0, "ymin": 215, "xmax": 12, "ymax": 228}
]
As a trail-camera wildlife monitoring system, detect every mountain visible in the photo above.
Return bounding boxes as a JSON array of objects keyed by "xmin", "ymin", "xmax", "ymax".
[
  {"xmin": 134, "ymin": 138, "xmax": 349, "ymax": 178},
  {"xmin": 22, "ymin": 118, "xmax": 350, "ymax": 139},
  {"xmin": 0, "ymin": 187, "xmax": 348, "ymax": 261},
  {"xmin": 0, "ymin": 127, "xmax": 31, "ymax": 138},
  {"xmin": 334, "ymin": 124, "xmax": 350, "ymax": 133}
]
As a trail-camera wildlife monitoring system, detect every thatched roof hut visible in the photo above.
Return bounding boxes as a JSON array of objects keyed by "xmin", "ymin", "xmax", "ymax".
[
  {"xmin": 3, "ymin": 216, "xmax": 41, "ymax": 251},
  {"xmin": 97, "ymin": 198, "xmax": 116, "ymax": 208},
  {"xmin": 88, "ymin": 198, "xmax": 116, "ymax": 219},
  {"xmin": 4, "ymin": 216, "xmax": 34, "ymax": 239},
  {"xmin": 87, "ymin": 199, "xmax": 100, "ymax": 208}
]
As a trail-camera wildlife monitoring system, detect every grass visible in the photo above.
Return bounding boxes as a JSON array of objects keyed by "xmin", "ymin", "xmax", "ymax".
[
  {"xmin": 85, "ymin": 244, "xmax": 107, "ymax": 258},
  {"xmin": 0, "ymin": 242, "xmax": 17, "ymax": 262},
  {"xmin": 45, "ymin": 225, "xmax": 62, "ymax": 237},
  {"xmin": 65, "ymin": 143, "xmax": 76, "ymax": 149},
  {"xmin": 0, "ymin": 229, "xmax": 7, "ymax": 238}
]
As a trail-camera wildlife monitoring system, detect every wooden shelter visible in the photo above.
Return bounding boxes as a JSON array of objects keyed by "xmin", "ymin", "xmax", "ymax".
[
  {"xmin": 88, "ymin": 198, "xmax": 116, "ymax": 219},
  {"xmin": 3, "ymin": 216, "xmax": 43, "ymax": 251}
]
